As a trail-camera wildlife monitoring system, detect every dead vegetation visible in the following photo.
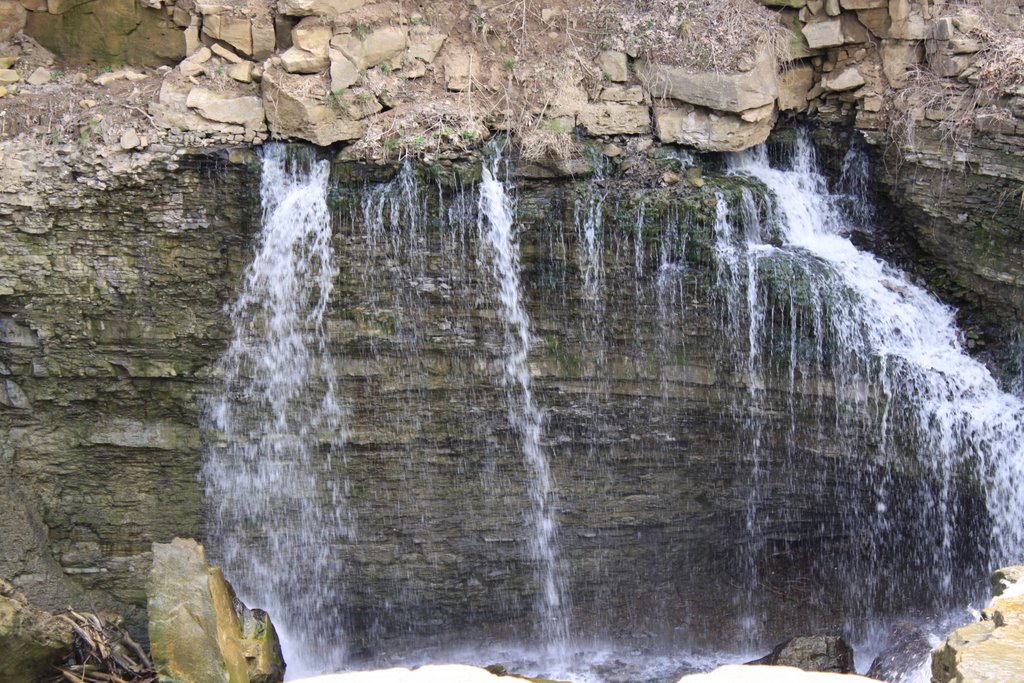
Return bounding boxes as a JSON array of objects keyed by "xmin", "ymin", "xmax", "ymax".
[
  {"xmin": 46, "ymin": 610, "xmax": 156, "ymax": 683},
  {"xmin": 578, "ymin": 0, "xmax": 789, "ymax": 72},
  {"xmin": 882, "ymin": 0, "xmax": 1024, "ymax": 156}
]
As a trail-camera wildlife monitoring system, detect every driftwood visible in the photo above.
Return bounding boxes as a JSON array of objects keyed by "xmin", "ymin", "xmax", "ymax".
[{"xmin": 45, "ymin": 610, "xmax": 156, "ymax": 683}]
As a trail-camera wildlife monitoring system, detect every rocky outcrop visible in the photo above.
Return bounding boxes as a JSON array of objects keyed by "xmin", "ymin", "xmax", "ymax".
[
  {"xmin": 149, "ymin": 538, "xmax": 284, "ymax": 683},
  {"xmin": 932, "ymin": 566, "xmax": 1024, "ymax": 683},
  {"xmin": 866, "ymin": 622, "xmax": 932, "ymax": 682},
  {"xmin": 749, "ymin": 635, "xmax": 855, "ymax": 673},
  {"xmin": 0, "ymin": 579, "xmax": 74, "ymax": 683}
]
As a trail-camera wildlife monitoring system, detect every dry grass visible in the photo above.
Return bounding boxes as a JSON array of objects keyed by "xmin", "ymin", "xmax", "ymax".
[
  {"xmin": 518, "ymin": 123, "xmax": 581, "ymax": 162},
  {"xmin": 577, "ymin": 0, "xmax": 789, "ymax": 72},
  {"xmin": 348, "ymin": 100, "xmax": 490, "ymax": 160}
]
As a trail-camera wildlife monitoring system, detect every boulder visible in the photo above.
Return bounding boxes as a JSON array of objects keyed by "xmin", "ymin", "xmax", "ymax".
[
  {"xmin": 292, "ymin": 17, "xmax": 331, "ymax": 54},
  {"xmin": 653, "ymin": 102, "xmax": 775, "ymax": 152},
  {"xmin": 186, "ymin": 87, "xmax": 266, "ymax": 129},
  {"xmin": 262, "ymin": 65, "xmax": 367, "ymax": 145},
  {"xmin": 866, "ymin": 622, "xmax": 931, "ymax": 682},
  {"xmin": 778, "ymin": 64, "xmax": 815, "ymax": 111},
  {"xmin": 802, "ymin": 18, "xmax": 844, "ymax": 48},
  {"xmin": 821, "ymin": 65, "xmax": 865, "ymax": 91},
  {"xmin": 879, "ymin": 39, "xmax": 921, "ymax": 87},
  {"xmin": 0, "ymin": 0, "xmax": 26, "ymax": 43},
  {"xmin": 749, "ymin": 635, "xmax": 855, "ymax": 673},
  {"xmin": 639, "ymin": 49, "xmax": 777, "ymax": 113},
  {"xmin": 0, "ymin": 579, "xmax": 74, "ymax": 683},
  {"xmin": 578, "ymin": 102, "xmax": 649, "ymax": 135},
  {"xmin": 281, "ymin": 46, "xmax": 329, "ymax": 73},
  {"xmin": 888, "ymin": 0, "xmax": 926, "ymax": 39},
  {"xmin": 332, "ymin": 26, "xmax": 407, "ymax": 71},
  {"xmin": 329, "ymin": 49, "xmax": 359, "ymax": 91},
  {"xmin": 252, "ymin": 23, "xmax": 277, "ymax": 60},
  {"xmin": 933, "ymin": 566, "xmax": 1024, "ymax": 683},
  {"xmin": 857, "ymin": 8, "xmax": 891, "ymax": 37},
  {"xmin": 442, "ymin": 48, "xmax": 476, "ymax": 92},
  {"xmin": 597, "ymin": 50, "xmax": 629, "ymax": 82},
  {"xmin": 407, "ymin": 26, "xmax": 447, "ymax": 64},
  {"xmin": 277, "ymin": 0, "xmax": 365, "ymax": 18},
  {"xmin": 202, "ymin": 14, "xmax": 252, "ymax": 56},
  {"xmin": 148, "ymin": 538, "xmax": 284, "ymax": 683}
]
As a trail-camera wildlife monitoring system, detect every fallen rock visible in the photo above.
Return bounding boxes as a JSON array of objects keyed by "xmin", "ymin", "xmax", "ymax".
[
  {"xmin": 442, "ymin": 48, "xmax": 476, "ymax": 92},
  {"xmin": 749, "ymin": 635, "xmax": 855, "ymax": 673},
  {"xmin": 879, "ymin": 40, "xmax": 921, "ymax": 87},
  {"xmin": 0, "ymin": 0, "xmax": 25, "ymax": 43},
  {"xmin": 0, "ymin": 68, "xmax": 20, "ymax": 84},
  {"xmin": 292, "ymin": 17, "xmax": 331, "ymax": 54},
  {"xmin": 653, "ymin": 102, "xmax": 775, "ymax": 152},
  {"xmin": 933, "ymin": 565, "xmax": 1024, "ymax": 683},
  {"xmin": 281, "ymin": 46, "xmax": 329, "ymax": 73},
  {"xmin": 0, "ymin": 579, "xmax": 74, "ymax": 683},
  {"xmin": 212, "ymin": 43, "xmax": 243, "ymax": 64},
  {"xmin": 802, "ymin": 17, "xmax": 844, "ymax": 48},
  {"xmin": 25, "ymin": 66, "xmax": 50, "ymax": 85},
  {"xmin": 407, "ymin": 26, "xmax": 447, "ymax": 64},
  {"xmin": 119, "ymin": 128, "xmax": 141, "ymax": 150},
  {"xmin": 229, "ymin": 61, "xmax": 254, "ymax": 83},
  {"xmin": 202, "ymin": 14, "xmax": 253, "ymax": 56},
  {"xmin": 149, "ymin": 538, "xmax": 284, "ymax": 683},
  {"xmin": 778, "ymin": 64, "xmax": 814, "ymax": 111},
  {"xmin": 329, "ymin": 49, "xmax": 359, "ymax": 91},
  {"xmin": 866, "ymin": 622, "xmax": 931, "ymax": 682}
]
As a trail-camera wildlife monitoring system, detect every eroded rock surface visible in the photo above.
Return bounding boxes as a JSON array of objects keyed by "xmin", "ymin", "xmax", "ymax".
[
  {"xmin": 149, "ymin": 538, "xmax": 284, "ymax": 683},
  {"xmin": 932, "ymin": 566, "xmax": 1024, "ymax": 683}
]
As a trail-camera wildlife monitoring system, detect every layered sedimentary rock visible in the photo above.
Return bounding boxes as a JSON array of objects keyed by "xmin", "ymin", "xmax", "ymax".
[
  {"xmin": 0, "ymin": 135, "xmax": 998, "ymax": 657},
  {"xmin": 0, "ymin": 142, "xmax": 260, "ymax": 636}
]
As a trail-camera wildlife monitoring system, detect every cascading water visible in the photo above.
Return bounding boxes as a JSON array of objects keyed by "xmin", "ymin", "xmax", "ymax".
[
  {"xmin": 199, "ymin": 132, "xmax": 1024, "ymax": 683},
  {"xmin": 203, "ymin": 144, "xmax": 350, "ymax": 676},
  {"xmin": 719, "ymin": 130, "xmax": 1024, "ymax": 642},
  {"xmin": 477, "ymin": 155, "xmax": 570, "ymax": 652}
]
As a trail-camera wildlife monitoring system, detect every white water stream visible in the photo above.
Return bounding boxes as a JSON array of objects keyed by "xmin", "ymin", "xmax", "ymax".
[
  {"xmin": 477, "ymin": 155, "xmax": 570, "ymax": 653},
  {"xmin": 201, "ymin": 135, "xmax": 1024, "ymax": 683},
  {"xmin": 730, "ymin": 132, "xmax": 1024, "ymax": 575},
  {"xmin": 203, "ymin": 144, "xmax": 350, "ymax": 676}
]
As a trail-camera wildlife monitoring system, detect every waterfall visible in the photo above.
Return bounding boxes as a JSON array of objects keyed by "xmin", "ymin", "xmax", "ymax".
[
  {"xmin": 723, "ymin": 130, "xmax": 1024, "ymax": 614},
  {"xmin": 202, "ymin": 144, "xmax": 350, "ymax": 676},
  {"xmin": 477, "ymin": 155, "xmax": 570, "ymax": 652}
]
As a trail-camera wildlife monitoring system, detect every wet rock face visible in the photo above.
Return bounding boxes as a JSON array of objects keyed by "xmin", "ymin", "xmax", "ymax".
[
  {"xmin": 0, "ymin": 144, "xmax": 260, "ymax": 638},
  {"xmin": 0, "ymin": 146, "xmax": 992, "ymax": 657}
]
